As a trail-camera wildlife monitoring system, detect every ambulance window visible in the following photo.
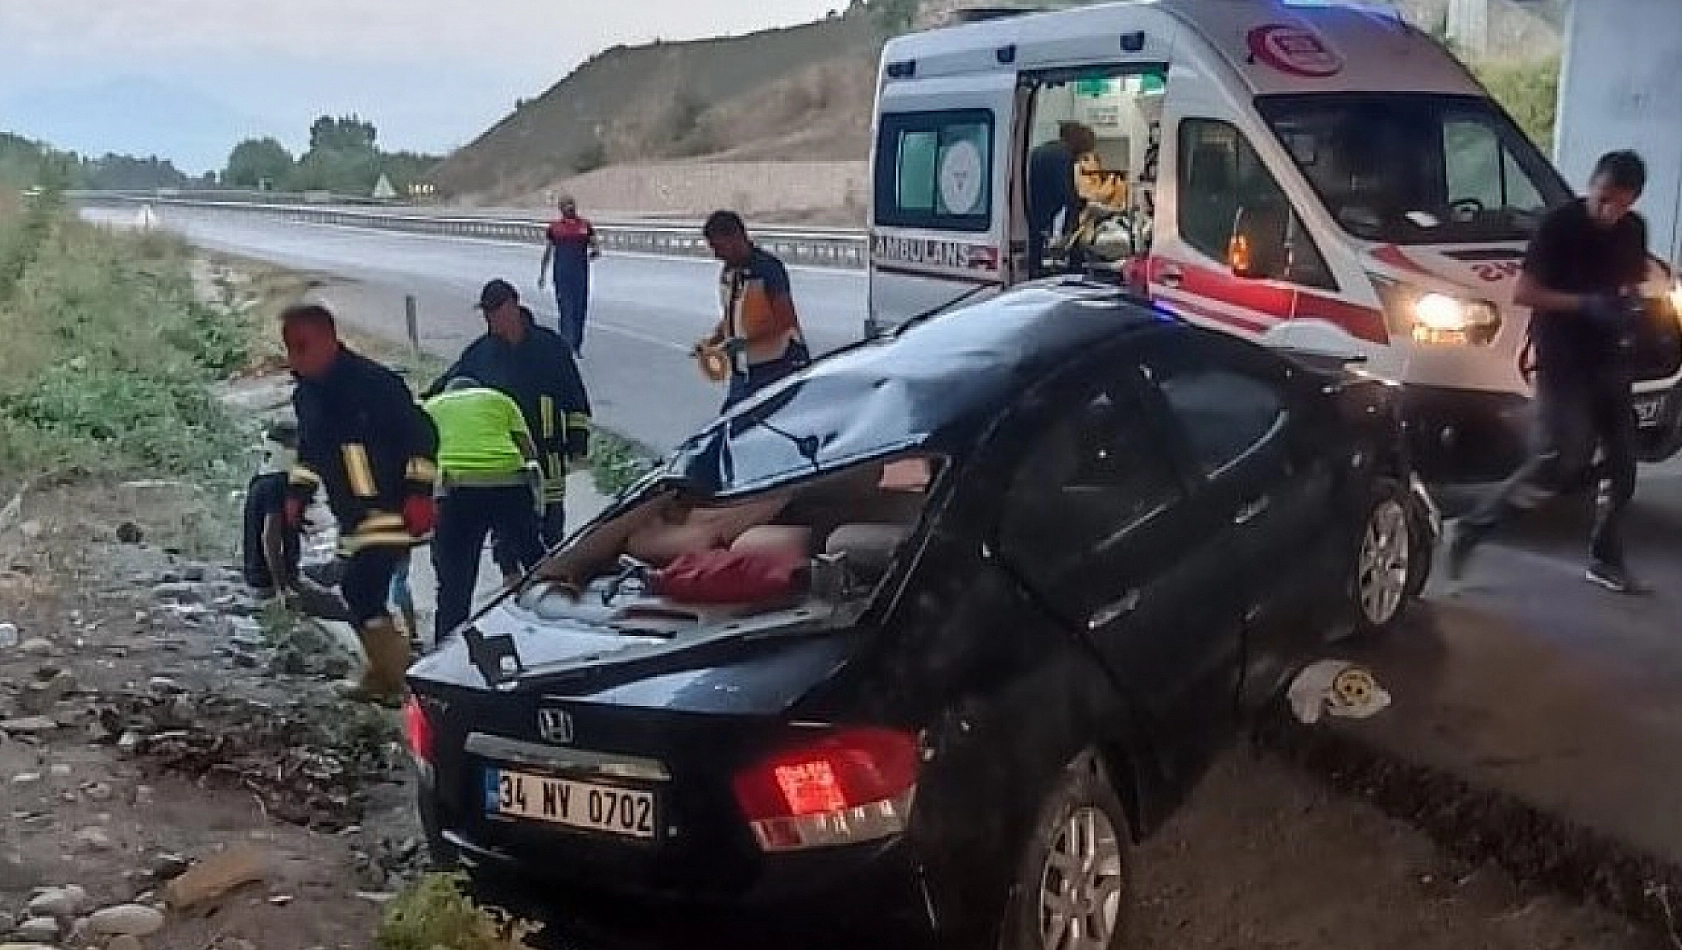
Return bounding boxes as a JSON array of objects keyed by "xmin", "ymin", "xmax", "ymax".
[
  {"xmin": 1443, "ymin": 116, "xmax": 1545, "ymax": 215},
  {"xmin": 1177, "ymin": 119, "xmax": 1333, "ymax": 291},
  {"xmin": 875, "ymin": 110, "xmax": 993, "ymax": 232}
]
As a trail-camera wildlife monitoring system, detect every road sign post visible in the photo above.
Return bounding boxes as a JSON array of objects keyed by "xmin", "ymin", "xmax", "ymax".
[{"xmin": 404, "ymin": 295, "xmax": 420, "ymax": 353}]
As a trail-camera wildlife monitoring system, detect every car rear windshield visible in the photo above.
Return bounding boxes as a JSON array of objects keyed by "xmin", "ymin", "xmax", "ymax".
[
  {"xmin": 534, "ymin": 454, "xmax": 947, "ymax": 598},
  {"xmin": 1256, "ymin": 92, "xmax": 1570, "ymax": 245}
]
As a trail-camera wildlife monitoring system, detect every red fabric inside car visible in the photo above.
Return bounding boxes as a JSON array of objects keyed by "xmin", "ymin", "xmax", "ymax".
[{"xmin": 650, "ymin": 548, "xmax": 806, "ymax": 603}]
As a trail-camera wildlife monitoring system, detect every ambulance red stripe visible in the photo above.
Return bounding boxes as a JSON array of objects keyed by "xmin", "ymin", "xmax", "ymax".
[{"xmin": 1149, "ymin": 257, "xmax": 1389, "ymax": 344}]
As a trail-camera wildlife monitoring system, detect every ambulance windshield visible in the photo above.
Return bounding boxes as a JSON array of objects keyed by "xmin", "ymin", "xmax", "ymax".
[{"xmin": 1257, "ymin": 92, "xmax": 1569, "ymax": 246}]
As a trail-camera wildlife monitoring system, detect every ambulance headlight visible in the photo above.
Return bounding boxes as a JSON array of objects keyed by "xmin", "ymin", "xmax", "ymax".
[
  {"xmin": 1371, "ymin": 275, "xmax": 1501, "ymax": 346},
  {"xmin": 1411, "ymin": 293, "xmax": 1499, "ymax": 344}
]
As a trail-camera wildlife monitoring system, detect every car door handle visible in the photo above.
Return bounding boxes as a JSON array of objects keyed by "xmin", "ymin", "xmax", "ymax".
[
  {"xmin": 1157, "ymin": 264, "xmax": 1183, "ymax": 288},
  {"xmin": 1088, "ymin": 589, "xmax": 1141, "ymax": 630},
  {"xmin": 1234, "ymin": 496, "xmax": 1271, "ymax": 525}
]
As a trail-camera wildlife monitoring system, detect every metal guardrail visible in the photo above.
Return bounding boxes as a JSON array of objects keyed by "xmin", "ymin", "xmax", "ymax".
[{"xmin": 75, "ymin": 193, "xmax": 870, "ymax": 270}]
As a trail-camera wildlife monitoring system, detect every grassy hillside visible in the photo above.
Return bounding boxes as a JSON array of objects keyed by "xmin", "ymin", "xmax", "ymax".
[
  {"xmin": 436, "ymin": 0, "xmax": 1563, "ymax": 206},
  {"xmin": 431, "ymin": 10, "xmax": 881, "ymax": 201}
]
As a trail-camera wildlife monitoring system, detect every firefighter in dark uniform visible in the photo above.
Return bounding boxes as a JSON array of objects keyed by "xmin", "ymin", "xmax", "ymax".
[
  {"xmin": 281, "ymin": 303, "xmax": 439, "ymax": 703},
  {"xmin": 424, "ymin": 279, "xmax": 590, "ymax": 580}
]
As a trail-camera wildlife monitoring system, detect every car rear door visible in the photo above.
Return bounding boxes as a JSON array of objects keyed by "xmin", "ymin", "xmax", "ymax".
[
  {"xmin": 1131, "ymin": 330, "xmax": 1342, "ymax": 704},
  {"xmin": 994, "ymin": 367, "xmax": 1240, "ymax": 797}
]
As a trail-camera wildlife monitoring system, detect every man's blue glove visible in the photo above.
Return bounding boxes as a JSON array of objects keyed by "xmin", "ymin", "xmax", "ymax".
[{"xmin": 1583, "ymin": 291, "xmax": 1640, "ymax": 329}]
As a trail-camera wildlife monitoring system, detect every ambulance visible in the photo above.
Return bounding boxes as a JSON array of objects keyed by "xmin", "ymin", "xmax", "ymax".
[{"xmin": 864, "ymin": 0, "xmax": 1682, "ymax": 482}]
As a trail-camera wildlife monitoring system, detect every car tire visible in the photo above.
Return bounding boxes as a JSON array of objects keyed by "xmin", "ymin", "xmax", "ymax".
[
  {"xmin": 1347, "ymin": 477, "xmax": 1416, "ymax": 637},
  {"xmin": 1000, "ymin": 753, "xmax": 1133, "ymax": 950}
]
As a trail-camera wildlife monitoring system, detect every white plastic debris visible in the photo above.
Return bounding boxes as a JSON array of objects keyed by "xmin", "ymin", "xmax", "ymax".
[{"xmin": 1288, "ymin": 659, "xmax": 1391, "ymax": 724}]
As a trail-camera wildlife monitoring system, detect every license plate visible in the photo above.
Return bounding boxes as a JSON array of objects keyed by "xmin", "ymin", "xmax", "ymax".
[
  {"xmin": 484, "ymin": 767, "xmax": 657, "ymax": 839},
  {"xmin": 1636, "ymin": 394, "xmax": 1667, "ymax": 427}
]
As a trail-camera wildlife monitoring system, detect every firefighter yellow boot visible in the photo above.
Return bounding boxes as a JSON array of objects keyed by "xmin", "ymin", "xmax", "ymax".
[{"xmin": 341, "ymin": 617, "xmax": 410, "ymax": 705}]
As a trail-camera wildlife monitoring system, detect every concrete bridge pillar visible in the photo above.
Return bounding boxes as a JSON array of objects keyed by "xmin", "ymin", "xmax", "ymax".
[{"xmin": 1554, "ymin": 0, "xmax": 1682, "ymax": 264}]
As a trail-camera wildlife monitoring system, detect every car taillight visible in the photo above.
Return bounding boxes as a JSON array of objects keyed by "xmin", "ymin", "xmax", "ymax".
[
  {"xmin": 731, "ymin": 727, "xmax": 919, "ymax": 853},
  {"xmin": 402, "ymin": 696, "xmax": 434, "ymax": 767}
]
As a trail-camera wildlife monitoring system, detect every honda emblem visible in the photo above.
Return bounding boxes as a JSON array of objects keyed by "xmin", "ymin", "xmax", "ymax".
[{"xmin": 537, "ymin": 708, "xmax": 574, "ymax": 745}]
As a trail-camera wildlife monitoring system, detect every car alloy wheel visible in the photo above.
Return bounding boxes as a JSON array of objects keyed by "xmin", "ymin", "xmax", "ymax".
[
  {"xmin": 1037, "ymin": 804, "xmax": 1125, "ymax": 950},
  {"xmin": 1357, "ymin": 496, "xmax": 1411, "ymax": 628},
  {"xmin": 1003, "ymin": 753, "xmax": 1132, "ymax": 950}
]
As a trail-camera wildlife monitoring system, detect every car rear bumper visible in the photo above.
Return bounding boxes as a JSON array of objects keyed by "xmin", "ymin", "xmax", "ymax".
[{"xmin": 418, "ymin": 778, "xmax": 936, "ymax": 941}]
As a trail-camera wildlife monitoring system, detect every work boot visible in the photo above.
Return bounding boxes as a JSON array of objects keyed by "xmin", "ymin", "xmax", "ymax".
[{"xmin": 341, "ymin": 618, "xmax": 410, "ymax": 706}]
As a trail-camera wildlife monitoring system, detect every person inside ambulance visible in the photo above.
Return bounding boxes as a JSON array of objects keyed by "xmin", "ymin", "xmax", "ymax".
[{"xmin": 1027, "ymin": 121, "xmax": 1096, "ymax": 277}]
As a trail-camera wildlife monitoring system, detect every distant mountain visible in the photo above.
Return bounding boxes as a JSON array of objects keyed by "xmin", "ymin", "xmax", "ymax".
[{"xmin": 0, "ymin": 77, "xmax": 265, "ymax": 174}]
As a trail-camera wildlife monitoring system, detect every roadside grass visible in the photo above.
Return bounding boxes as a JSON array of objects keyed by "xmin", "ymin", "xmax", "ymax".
[
  {"xmin": 589, "ymin": 428, "xmax": 660, "ymax": 498},
  {"xmin": 0, "ymin": 189, "xmax": 268, "ymax": 552},
  {"xmin": 376, "ymin": 872, "xmax": 537, "ymax": 950}
]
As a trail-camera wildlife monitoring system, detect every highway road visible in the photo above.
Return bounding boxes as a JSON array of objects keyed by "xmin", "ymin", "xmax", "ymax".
[{"xmin": 85, "ymin": 205, "xmax": 865, "ymax": 449}]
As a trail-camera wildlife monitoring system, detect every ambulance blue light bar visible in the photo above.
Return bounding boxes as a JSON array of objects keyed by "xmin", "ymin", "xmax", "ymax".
[{"xmin": 1278, "ymin": 0, "xmax": 1405, "ymax": 24}]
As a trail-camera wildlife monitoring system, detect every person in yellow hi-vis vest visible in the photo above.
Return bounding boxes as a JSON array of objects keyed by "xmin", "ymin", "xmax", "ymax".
[
  {"xmin": 424, "ymin": 279, "xmax": 591, "ymax": 582},
  {"xmin": 423, "ymin": 377, "xmax": 547, "ymax": 638}
]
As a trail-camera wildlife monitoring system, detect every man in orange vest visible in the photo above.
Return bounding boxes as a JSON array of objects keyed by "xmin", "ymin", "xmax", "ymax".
[{"xmin": 697, "ymin": 210, "xmax": 810, "ymax": 412}]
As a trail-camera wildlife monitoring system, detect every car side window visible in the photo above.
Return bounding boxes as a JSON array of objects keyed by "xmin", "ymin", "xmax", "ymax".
[
  {"xmin": 999, "ymin": 383, "xmax": 1182, "ymax": 582},
  {"xmin": 1144, "ymin": 358, "xmax": 1286, "ymax": 479}
]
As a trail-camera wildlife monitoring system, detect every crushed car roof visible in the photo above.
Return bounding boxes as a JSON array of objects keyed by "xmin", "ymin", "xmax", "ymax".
[{"xmin": 665, "ymin": 283, "xmax": 1169, "ymax": 495}]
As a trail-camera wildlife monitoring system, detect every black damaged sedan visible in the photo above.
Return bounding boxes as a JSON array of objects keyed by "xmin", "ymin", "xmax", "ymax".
[{"xmin": 403, "ymin": 283, "xmax": 1439, "ymax": 950}]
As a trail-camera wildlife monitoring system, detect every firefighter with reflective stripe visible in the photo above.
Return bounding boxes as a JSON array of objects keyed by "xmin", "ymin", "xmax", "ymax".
[
  {"xmin": 282, "ymin": 303, "xmax": 439, "ymax": 704},
  {"xmin": 423, "ymin": 279, "xmax": 591, "ymax": 580},
  {"xmin": 423, "ymin": 376, "xmax": 548, "ymax": 638}
]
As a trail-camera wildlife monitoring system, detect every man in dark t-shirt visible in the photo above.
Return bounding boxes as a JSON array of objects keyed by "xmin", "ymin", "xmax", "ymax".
[
  {"xmin": 1449, "ymin": 150, "xmax": 1652, "ymax": 593},
  {"xmin": 242, "ymin": 421, "xmax": 303, "ymax": 596},
  {"xmin": 538, "ymin": 195, "xmax": 600, "ymax": 356}
]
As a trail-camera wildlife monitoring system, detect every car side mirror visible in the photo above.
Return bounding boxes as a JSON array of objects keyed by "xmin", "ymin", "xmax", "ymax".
[{"xmin": 1228, "ymin": 202, "xmax": 1289, "ymax": 281}]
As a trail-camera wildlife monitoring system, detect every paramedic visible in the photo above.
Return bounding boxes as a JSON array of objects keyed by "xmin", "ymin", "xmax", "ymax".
[
  {"xmin": 538, "ymin": 194, "xmax": 600, "ymax": 356},
  {"xmin": 283, "ymin": 303, "xmax": 439, "ymax": 702},
  {"xmin": 1448, "ymin": 150, "xmax": 1652, "ymax": 594},
  {"xmin": 699, "ymin": 211, "xmax": 810, "ymax": 412},
  {"xmin": 1027, "ymin": 122, "xmax": 1095, "ymax": 278}
]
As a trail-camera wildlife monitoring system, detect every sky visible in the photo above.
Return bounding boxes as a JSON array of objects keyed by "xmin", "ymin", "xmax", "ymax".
[{"xmin": 0, "ymin": 0, "xmax": 844, "ymax": 173}]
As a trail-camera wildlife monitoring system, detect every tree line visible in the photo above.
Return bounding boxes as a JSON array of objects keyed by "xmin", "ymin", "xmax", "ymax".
[
  {"xmin": 0, "ymin": 133, "xmax": 203, "ymax": 192},
  {"xmin": 222, "ymin": 116, "xmax": 441, "ymax": 196}
]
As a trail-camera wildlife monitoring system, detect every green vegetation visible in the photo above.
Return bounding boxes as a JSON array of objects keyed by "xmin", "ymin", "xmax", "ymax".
[
  {"xmin": 376, "ymin": 873, "xmax": 536, "ymax": 950},
  {"xmin": 1, "ymin": 132, "xmax": 194, "ymax": 192},
  {"xmin": 866, "ymin": 0, "xmax": 920, "ymax": 37},
  {"xmin": 223, "ymin": 137, "xmax": 296, "ymax": 190},
  {"xmin": 223, "ymin": 116, "xmax": 442, "ymax": 197},
  {"xmin": 589, "ymin": 429, "xmax": 660, "ymax": 498},
  {"xmin": 1472, "ymin": 57, "xmax": 1560, "ymax": 149},
  {"xmin": 0, "ymin": 187, "xmax": 259, "ymax": 498}
]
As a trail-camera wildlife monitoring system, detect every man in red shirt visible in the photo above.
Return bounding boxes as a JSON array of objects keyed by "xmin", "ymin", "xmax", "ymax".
[{"xmin": 538, "ymin": 195, "xmax": 601, "ymax": 357}]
